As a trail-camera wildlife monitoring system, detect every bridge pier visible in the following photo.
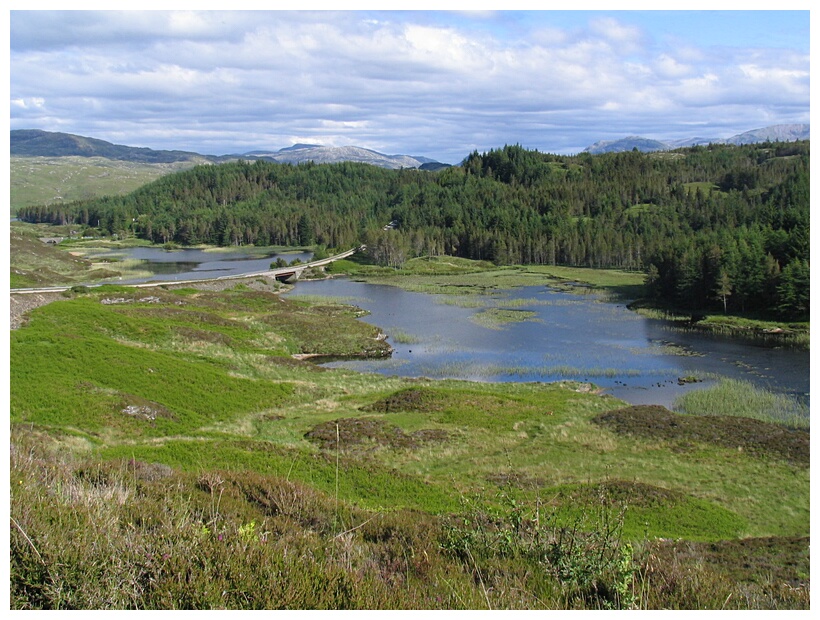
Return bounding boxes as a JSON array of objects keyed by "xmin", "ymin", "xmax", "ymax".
[{"xmin": 274, "ymin": 267, "xmax": 308, "ymax": 283}]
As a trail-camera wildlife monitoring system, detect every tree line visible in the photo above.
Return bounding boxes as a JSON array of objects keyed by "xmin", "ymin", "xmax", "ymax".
[{"xmin": 17, "ymin": 141, "xmax": 809, "ymax": 319}]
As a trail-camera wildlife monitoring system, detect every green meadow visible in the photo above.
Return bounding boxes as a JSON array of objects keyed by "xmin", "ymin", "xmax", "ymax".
[{"xmin": 10, "ymin": 268, "xmax": 809, "ymax": 609}]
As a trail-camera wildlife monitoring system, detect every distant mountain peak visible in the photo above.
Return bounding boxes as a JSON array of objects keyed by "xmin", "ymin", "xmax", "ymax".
[
  {"xmin": 278, "ymin": 143, "xmax": 323, "ymax": 152},
  {"xmin": 583, "ymin": 124, "xmax": 809, "ymax": 154},
  {"xmin": 583, "ymin": 136, "xmax": 669, "ymax": 154},
  {"xmin": 257, "ymin": 144, "xmax": 433, "ymax": 169},
  {"xmin": 724, "ymin": 124, "xmax": 810, "ymax": 145}
]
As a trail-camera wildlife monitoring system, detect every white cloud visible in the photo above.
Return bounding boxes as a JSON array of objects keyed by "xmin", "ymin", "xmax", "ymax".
[
  {"xmin": 588, "ymin": 16, "xmax": 646, "ymax": 55},
  {"xmin": 11, "ymin": 97, "xmax": 46, "ymax": 109},
  {"xmin": 654, "ymin": 54, "xmax": 692, "ymax": 78},
  {"xmin": 9, "ymin": 10, "xmax": 810, "ymax": 162},
  {"xmin": 739, "ymin": 64, "xmax": 808, "ymax": 85}
]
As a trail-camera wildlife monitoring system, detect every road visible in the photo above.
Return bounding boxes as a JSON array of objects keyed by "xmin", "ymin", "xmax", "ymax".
[{"xmin": 10, "ymin": 245, "xmax": 364, "ymax": 295}]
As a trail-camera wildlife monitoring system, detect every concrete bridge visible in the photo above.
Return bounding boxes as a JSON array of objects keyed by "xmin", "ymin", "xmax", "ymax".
[
  {"xmin": 251, "ymin": 245, "xmax": 365, "ymax": 284},
  {"xmin": 10, "ymin": 245, "xmax": 366, "ymax": 295}
]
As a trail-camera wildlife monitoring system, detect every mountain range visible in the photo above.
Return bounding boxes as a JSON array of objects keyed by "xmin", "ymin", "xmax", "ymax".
[
  {"xmin": 10, "ymin": 129, "xmax": 211, "ymax": 164},
  {"xmin": 239, "ymin": 143, "xmax": 447, "ymax": 170},
  {"xmin": 582, "ymin": 124, "xmax": 810, "ymax": 154},
  {"xmin": 10, "ymin": 129, "xmax": 448, "ymax": 170},
  {"xmin": 10, "ymin": 124, "xmax": 810, "ymax": 168}
]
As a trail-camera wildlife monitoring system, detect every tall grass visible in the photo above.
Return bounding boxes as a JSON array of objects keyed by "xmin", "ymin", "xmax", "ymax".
[
  {"xmin": 414, "ymin": 361, "xmax": 655, "ymax": 381},
  {"xmin": 286, "ymin": 294, "xmax": 370, "ymax": 306},
  {"xmin": 673, "ymin": 378, "xmax": 809, "ymax": 429},
  {"xmin": 469, "ymin": 308, "xmax": 539, "ymax": 329},
  {"xmin": 388, "ymin": 328, "xmax": 421, "ymax": 344},
  {"xmin": 436, "ymin": 296, "xmax": 487, "ymax": 308}
]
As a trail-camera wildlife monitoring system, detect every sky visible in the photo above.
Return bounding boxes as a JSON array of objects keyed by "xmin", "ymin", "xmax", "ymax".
[{"xmin": 7, "ymin": 5, "xmax": 813, "ymax": 164}]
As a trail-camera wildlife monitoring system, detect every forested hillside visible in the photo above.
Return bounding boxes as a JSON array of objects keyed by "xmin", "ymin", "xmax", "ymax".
[{"xmin": 18, "ymin": 141, "xmax": 809, "ymax": 318}]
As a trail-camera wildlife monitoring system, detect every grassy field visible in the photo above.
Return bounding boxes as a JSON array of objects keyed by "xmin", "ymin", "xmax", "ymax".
[
  {"xmin": 10, "ymin": 156, "xmax": 200, "ymax": 214},
  {"xmin": 9, "ymin": 273, "xmax": 810, "ymax": 609}
]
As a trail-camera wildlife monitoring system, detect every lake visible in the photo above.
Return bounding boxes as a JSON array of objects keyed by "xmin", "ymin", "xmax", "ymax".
[
  {"xmin": 285, "ymin": 278, "xmax": 810, "ymax": 411},
  {"xmin": 76, "ymin": 244, "xmax": 809, "ymax": 412},
  {"xmin": 84, "ymin": 246, "xmax": 314, "ymax": 284}
]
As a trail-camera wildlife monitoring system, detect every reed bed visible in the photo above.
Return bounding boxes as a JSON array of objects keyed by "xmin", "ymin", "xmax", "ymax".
[
  {"xmin": 387, "ymin": 328, "xmax": 421, "ymax": 344},
  {"xmin": 469, "ymin": 308, "xmax": 539, "ymax": 329},
  {"xmin": 673, "ymin": 378, "xmax": 809, "ymax": 429},
  {"xmin": 633, "ymin": 307, "xmax": 810, "ymax": 350},
  {"xmin": 413, "ymin": 361, "xmax": 663, "ymax": 381},
  {"xmin": 435, "ymin": 296, "xmax": 488, "ymax": 308},
  {"xmin": 286, "ymin": 294, "xmax": 370, "ymax": 306}
]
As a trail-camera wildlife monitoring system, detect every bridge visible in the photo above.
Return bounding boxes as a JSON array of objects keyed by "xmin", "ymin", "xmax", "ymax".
[
  {"xmin": 254, "ymin": 245, "xmax": 364, "ymax": 284},
  {"xmin": 10, "ymin": 245, "xmax": 366, "ymax": 295}
]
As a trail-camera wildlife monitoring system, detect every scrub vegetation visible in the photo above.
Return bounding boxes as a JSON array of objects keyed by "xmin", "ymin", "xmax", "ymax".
[{"xmin": 10, "ymin": 280, "xmax": 809, "ymax": 610}]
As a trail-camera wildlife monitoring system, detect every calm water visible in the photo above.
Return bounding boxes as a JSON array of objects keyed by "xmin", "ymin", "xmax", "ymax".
[
  {"xmin": 285, "ymin": 278, "xmax": 810, "ymax": 410},
  {"xmin": 78, "ymin": 244, "xmax": 809, "ymax": 411},
  {"xmin": 86, "ymin": 246, "xmax": 314, "ymax": 284}
]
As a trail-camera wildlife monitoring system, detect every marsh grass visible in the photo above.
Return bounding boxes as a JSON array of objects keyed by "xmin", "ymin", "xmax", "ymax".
[
  {"xmin": 536, "ymin": 365, "xmax": 642, "ymax": 378},
  {"xmin": 412, "ymin": 361, "xmax": 665, "ymax": 382},
  {"xmin": 673, "ymin": 379, "xmax": 809, "ymax": 429},
  {"xmin": 436, "ymin": 296, "xmax": 488, "ymax": 308},
  {"xmin": 632, "ymin": 306, "xmax": 810, "ymax": 350},
  {"xmin": 628, "ymin": 342, "xmax": 704, "ymax": 357},
  {"xmin": 437, "ymin": 294, "xmax": 557, "ymax": 310},
  {"xmin": 495, "ymin": 297, "xmax": 554, "ymax": 308},
  {"xmin": 387, "ymin": 328, "xmax": 421, "ymax": 344},
  {"xmin": 469, "ymin": 308, "xmax": 539, "ymax": 329},
  {"xmin": 286, "ymin": 294, "xmax": 370, "ymax": 306},
  {"xmin": 86, "ymin": 257, "xmax": 158, "ymax": 281}
]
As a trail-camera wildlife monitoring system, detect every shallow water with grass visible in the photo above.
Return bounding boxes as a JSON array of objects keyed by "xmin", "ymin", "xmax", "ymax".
[{"xmin": 285, "ymin": 279, "xmax": 809, "ymax": 413}]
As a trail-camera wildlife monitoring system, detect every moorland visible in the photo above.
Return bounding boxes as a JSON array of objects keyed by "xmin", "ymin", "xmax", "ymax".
[{"xmin": 9, "ymin": 140, "xmax": 810, "ymax": 609}]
